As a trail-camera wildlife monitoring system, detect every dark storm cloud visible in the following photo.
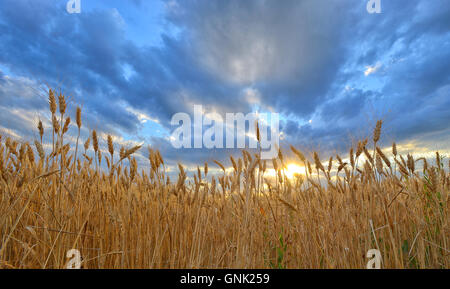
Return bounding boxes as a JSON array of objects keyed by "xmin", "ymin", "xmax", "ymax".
[
  {"xmin": 166, "ymin": 0, "xmax": 354, "ymax": 117},
  {"xmin": 320, "ymin": 89, "xmax": 375, "ymax": 122}
]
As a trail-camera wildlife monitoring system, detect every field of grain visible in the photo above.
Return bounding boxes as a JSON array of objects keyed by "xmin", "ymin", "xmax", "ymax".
[{"xmin": 0, "ymin": 90, "xmax": 448, "ymax": 269}]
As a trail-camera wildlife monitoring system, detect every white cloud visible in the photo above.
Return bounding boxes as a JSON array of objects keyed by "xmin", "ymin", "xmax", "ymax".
[
  {"xmin": 364, "ymin": 62, "xmax": 382, "ymax": 76},
  {"xmin": 124, "ymin": 105, "xmax": 159, "ymax": 124}
]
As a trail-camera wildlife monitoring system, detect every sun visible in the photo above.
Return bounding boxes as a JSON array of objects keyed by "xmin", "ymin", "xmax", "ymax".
[
  {"xmin": 265, "ymin": 163, "xmax": 306, "ymax": 179},
  {"xmin": 284, "ymin": 163, "xmax": 306, "ymax": 179}
]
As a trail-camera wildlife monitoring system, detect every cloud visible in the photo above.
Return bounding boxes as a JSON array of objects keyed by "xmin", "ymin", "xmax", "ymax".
[
  {"xmin": 0, "ymin": 0, "xmax": 449, "ymax": 167},
  {"xmin": 364, "ymin": 62, "xmax": 382, "ymax": 76}
]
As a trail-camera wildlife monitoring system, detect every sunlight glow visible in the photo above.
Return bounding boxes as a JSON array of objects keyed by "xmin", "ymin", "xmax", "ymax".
[
  {"xmin": 265, "ymin": 163, "xmax": 306, "ymax": 179},
  {"xmin": 285, "ymin": 163, "xmax": 306, "ymax": 179}
]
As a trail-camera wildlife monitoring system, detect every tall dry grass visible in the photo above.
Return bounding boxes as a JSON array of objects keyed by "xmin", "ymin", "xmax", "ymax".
[{"xmin": 0, "ymin": 90, "xmax": 448, "ymax": 268}]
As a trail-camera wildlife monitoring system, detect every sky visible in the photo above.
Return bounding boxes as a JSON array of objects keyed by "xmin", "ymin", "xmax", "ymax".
[{"xmin": 0, "ymin": 0, "xmax": 449, "ymax": 172}]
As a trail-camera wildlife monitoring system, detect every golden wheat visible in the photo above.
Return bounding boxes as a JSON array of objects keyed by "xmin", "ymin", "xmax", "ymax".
[{"xmin": 0, "ymin": 91, "xmax": 448, "ymax": 269}]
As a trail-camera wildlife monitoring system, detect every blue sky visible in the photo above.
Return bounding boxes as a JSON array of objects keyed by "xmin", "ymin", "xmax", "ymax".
[{"xmin": 0, "ymin": 0, "xmax": 449, "ymax": 169}]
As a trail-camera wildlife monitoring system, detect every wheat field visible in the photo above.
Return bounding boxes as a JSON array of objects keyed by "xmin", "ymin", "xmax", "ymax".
[{"xmin": 0, "ymin": 90, "xmax": 448, "ymax": 269}]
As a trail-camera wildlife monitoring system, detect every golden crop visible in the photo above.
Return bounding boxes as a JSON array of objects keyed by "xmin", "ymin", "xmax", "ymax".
[{"xmin": 0, "ymin": 90, "xmax": 448, "ymax": 269}]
